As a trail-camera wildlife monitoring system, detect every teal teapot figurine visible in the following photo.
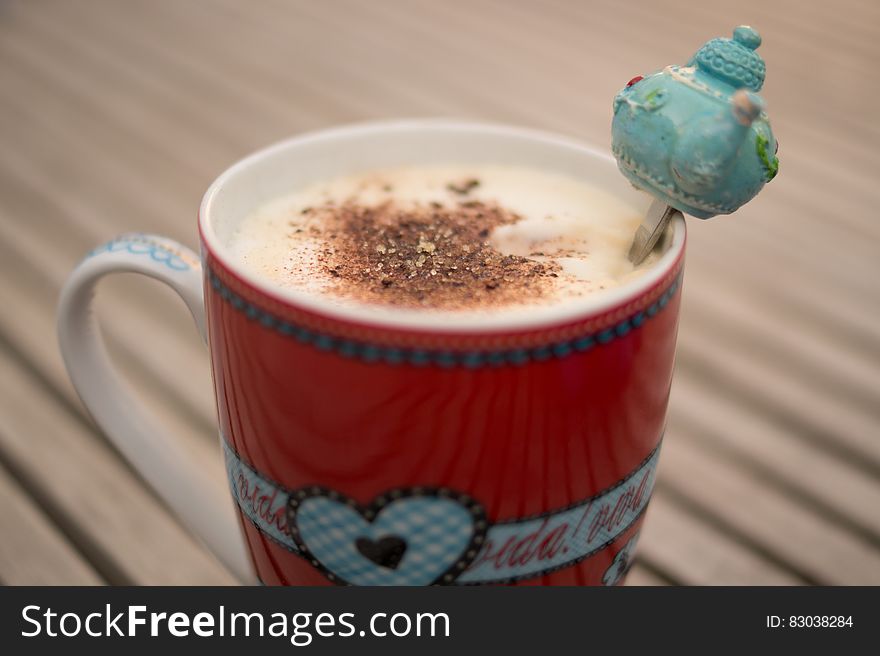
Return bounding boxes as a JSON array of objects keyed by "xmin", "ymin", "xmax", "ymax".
[{"xmin": 611, "ymin": 26, "xmax": 779, "ymax": 219}]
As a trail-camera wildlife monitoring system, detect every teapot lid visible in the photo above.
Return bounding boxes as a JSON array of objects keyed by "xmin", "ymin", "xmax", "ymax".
[{"xmin": 691, "ymin": 25, "xmax": 765, "ymax": 91}]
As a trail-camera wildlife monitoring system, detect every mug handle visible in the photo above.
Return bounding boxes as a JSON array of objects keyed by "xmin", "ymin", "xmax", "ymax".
[{"xmin": 57, "ymin": 233, "xmax": 254, "ymax": 583}]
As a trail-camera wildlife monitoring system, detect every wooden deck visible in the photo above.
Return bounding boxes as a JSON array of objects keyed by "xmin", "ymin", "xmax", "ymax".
[{"xmin": 1, "ymin": 0, "xmax": 878, "ymax": 585}]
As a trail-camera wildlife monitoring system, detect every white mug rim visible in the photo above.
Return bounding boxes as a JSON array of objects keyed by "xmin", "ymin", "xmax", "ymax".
[{"xmin": 199, "ymin": 119, "xmax": 685, "ymax": 334}]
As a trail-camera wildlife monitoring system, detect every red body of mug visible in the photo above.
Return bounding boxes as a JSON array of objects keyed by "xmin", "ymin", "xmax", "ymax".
[{"xmin": 203, "ymin": 236, "xmax": 683, "ymax": 586}]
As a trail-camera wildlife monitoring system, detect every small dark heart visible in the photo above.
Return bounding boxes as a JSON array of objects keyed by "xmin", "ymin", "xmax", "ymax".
[{"xmin": 355, "ymin": 536, "xmax": 407, "ymax": 570}]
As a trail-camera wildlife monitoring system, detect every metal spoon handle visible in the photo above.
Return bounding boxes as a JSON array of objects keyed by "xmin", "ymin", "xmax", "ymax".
[{"xmin": 628, "ymin": 198, "xmax": 680, "ymax": 265}]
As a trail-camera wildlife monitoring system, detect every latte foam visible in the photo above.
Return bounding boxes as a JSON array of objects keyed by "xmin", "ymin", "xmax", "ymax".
[{"xmin": 228, "ymin": 165, "xmax": 658, "ymax": 313}]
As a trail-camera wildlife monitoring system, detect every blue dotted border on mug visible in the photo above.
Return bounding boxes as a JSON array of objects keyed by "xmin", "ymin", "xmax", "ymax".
[
  {"xmin": 89, "ymin": 235, "xmax": 192, "ymax": 271},
  {"xmin": 208, "ymin": 269, "xmax": 682, "ymax": 367}
]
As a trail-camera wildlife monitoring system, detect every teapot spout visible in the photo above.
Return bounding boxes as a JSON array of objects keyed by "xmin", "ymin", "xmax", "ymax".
[{"xmin": 670, "ymin": 90, "xmax": 764, "ymax": 196}]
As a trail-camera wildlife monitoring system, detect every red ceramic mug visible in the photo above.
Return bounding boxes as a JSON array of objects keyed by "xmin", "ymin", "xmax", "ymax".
[{"xmin": 58, "ymin": 121, "xmax": 685, "ymax": 586}]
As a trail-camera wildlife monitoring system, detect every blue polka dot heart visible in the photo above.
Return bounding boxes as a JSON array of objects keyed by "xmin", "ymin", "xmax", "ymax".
[{"xmin": 286, "ymin": 486, "xmax": 488, "ymax": 586}]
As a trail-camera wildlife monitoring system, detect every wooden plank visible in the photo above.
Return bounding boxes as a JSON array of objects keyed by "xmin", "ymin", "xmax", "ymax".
[
  {"xmin": 23, "ymin": 0, "xmax": 363, "ymax": 141},
  {"xmin": 0, "ymin": 24, "xmax": 221, "ymax": 434},
  {"xmin": 0, "ymin": 460, "xmax": 104, "ymax": 586},
  {"xmin": 681, "ymin": 274, "xmax": 880, "ymax": 410},
  {"xmin": 658, "ymin": 433, "xmax": 880, "ymax": 585},
  {"xmin": 0, "ymin": 6, "xmax": 231, "ymax": 176},
  {"xmin": 0, "ymin": 225, "xmax": 235, "ymax": 584},
  {"xmin": 685, "ymin": 204, "xmax": 879, "ymax": 312},
  {"xmin": 0, "ymin": 220, "xmax": 223, "ymax": 489},
  {"xmin": 13, "ymin": 0, "xmax": 285, "ymax": 155},
  {"xmin": 0, "ymin": 343, "xmax": 236, "ymax": 585},
  {"xmin": 0, "ymin": 33, "xmax": 214, "ymax": 229},
  {"xmin": 0, "ymin": 170, "xmax": 217, "ymax": 432},
  {"xmin": 676, "ymin": 321, "xmax": 880, "ymax": 474},
  {"xmin": 670, "ymin": 376, "xmax": 880, "ymax": 542},
  {"xmin": 623, "ymin": 564, "xmax": 668, "ymax": 587},
  {"xmin": 684, "ymin": 244, "xmax": 880, "ymax": 360},
  {"xmin": 638, "ymin": 494, "xmax": 801, "ymax": 586},
  {"xmin": 0, "ymin": 195, "xmax": 214, "ymax": 434}
]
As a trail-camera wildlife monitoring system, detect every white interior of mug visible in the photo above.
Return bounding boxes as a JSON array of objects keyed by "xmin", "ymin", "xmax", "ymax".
[{"xmin": 200, "ymin": 120, "xmax": 685, "ymax": 332}]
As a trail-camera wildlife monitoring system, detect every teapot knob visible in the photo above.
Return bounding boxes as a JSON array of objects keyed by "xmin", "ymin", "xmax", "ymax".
[{"xmin": 733, "ymin": 25, "xmax": 761, "ymax": 50}]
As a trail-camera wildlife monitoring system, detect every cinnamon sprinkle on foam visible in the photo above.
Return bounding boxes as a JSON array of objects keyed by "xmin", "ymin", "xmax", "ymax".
[{"xmin": 305, "ymin": 199, "xmax": 560, "ymax": 309}]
